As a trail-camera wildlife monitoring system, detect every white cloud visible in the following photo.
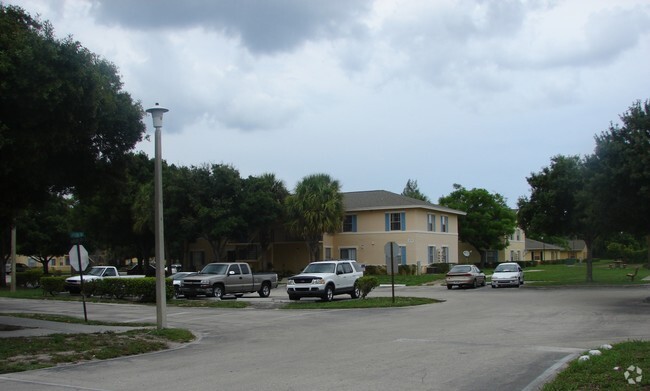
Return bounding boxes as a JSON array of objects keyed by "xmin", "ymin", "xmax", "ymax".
[{"xmin": 6, "ymin": 0, "xmax": 650, "ymax": 206}]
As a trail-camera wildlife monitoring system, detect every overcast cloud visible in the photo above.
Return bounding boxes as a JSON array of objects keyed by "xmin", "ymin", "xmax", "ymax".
[{"xmin": 7, "ymin": 0, "xmax": 650, "ymax": 206}]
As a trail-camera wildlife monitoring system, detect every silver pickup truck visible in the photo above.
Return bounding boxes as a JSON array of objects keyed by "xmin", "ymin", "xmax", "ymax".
[{"xmin": 179, "ymin": 262, "xmax": 278, "ymax": 299}]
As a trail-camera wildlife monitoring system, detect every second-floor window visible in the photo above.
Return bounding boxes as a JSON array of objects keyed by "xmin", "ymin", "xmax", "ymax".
[
  {"xmin": 427, "ymin": 214, "xmax": 436, "ymax": 231},
  {"xmin": 343, "ymin": 215, "xmax": 357, "ymax": 232},
  {"xmin": 385, "ymin": 212, "xmax": 405, "ymax": 231},
  {"xmin": 440, "ymin": 215, "xmax": 449, "ymax": 233}
]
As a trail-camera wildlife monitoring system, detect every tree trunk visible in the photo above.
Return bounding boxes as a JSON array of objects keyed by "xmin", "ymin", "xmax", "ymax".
[
  {"xmin": 646, "ymin": 234, "xmax": 650, "ymax": 269},
  {"xmin": 585, "ymin": 238, "xmax": 594, "ymax": 283}
]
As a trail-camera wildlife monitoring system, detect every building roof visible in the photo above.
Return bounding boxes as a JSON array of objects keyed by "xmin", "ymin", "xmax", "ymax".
[
  {"xmin": 342, "ymin": 190, "xmax": 466, "ymax": 215},
  {"xmin": 525, "ymin": 238, "xmax": 564, "ymax": 251},
  {"xmin": 566, "ymin": 239, "xmax": 587, "ymax": 251}
]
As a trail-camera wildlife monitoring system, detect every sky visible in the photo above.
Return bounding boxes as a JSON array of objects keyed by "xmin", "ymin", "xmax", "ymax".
[{"xmin": 7, "ymin": 0, "xmax": 650, "ymax": 207}]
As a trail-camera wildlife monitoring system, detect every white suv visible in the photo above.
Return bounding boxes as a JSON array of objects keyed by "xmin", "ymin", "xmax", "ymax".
[{"xmin": 286, "ymin": 260, "xmax": 364, "ymax": 301}]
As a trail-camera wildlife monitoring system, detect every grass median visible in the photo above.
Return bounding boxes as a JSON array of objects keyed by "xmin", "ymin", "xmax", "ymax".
[
  {"xmin": 542, "ymin": 341, "xmax": 649, "ymax": 390},
  {"xmin": 0, "ymin": 313, "xmax": 194, "ymax": 374}
]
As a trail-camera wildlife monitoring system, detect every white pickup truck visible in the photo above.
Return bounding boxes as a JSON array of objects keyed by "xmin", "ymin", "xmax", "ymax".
[
  {"xmin": 286, "ymin": 260, "xmax": 364, "ymax": 301},
  {"xmin": 64, "ymin": 266, "xmax": 145, "ymax": 293}
]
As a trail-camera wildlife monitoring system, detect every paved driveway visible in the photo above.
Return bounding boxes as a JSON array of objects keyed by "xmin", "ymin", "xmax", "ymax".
[{"xmin": 1, "ymin": 285, "xmax": 649, "ymax": 391}]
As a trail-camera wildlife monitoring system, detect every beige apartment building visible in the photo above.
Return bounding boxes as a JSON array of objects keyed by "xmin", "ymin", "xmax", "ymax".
[
  {"xmin": 458, "ymin": 227, "xmax": 526, "ymax": 265},
  {"xmin": 188, "ymin": 190, "xmax": 466, "ymax": 274}
]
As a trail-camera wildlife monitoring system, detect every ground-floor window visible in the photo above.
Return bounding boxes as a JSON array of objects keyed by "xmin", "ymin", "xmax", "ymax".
[
  {"xmin": 325, "ymin": 247, "xmax": 332, "ymax": 260},
  {"xmin": 427, "ymin": 246, "xmax": 437, "ymax": 264},
  {"xmin": 441, "ymin": 247, "xmax": 449, "ymax": 263},
  {"xmin": 340, "ymin": 248, "xmax": 357, "ymax": 260}
]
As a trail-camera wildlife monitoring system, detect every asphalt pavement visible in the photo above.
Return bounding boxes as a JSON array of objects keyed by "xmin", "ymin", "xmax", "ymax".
[{"xmin": 1, "ymin": 284, "xmax": 649, "ymax": 391}]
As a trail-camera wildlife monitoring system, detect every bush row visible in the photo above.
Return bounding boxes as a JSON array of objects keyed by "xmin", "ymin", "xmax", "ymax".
[{"xmin": 40, "ymin": 276, "xmax": 174, "ymax": 302}]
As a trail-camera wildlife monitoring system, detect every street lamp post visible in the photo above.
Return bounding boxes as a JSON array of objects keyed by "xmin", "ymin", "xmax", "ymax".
[{"xmin": 146, "ymin": 103, "xmax": 169, "ymax": 330}]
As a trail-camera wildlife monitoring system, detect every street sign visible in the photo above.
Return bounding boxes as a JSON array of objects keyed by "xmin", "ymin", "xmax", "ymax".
[
  {"xmin": 69, "ymin": 245, "xmax": 89, "ymax": 271},
  {"xmin": 384, "ymin": 241, "xmax": 400, "ymax": 274}
]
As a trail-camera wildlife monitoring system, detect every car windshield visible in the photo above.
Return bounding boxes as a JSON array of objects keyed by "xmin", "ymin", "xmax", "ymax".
[
  {"xmin": 303, "ymin": 262, "xmax": 336, "ymax": 274},
  {"xmin": 87, "ymin": 268, "xmax": 106, "ymax": 276},
  {"xmin": 200, "ymin": 264, "xmax": 228, "ymax": 275},
  {"xmin": 450, "ymin": 265, "xmax": 472, "ymax": 273},
  {"xmin": 495, "ymin": 265, "xmax": 518, "ymax": 272}
]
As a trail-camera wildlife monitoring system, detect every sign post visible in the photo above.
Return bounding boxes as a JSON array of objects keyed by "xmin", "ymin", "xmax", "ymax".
[
  {"xmin": 384, "ymin": 241, "xmax": 400, "ymax": 304},
  {"xmin": 69, "ymin": 232, "xmax": 88, "ymax": 322}
]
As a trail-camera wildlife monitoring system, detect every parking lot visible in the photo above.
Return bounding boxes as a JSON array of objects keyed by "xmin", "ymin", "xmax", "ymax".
[{"xmin": 1, "ymin": 284, "xmax": 649, "ymax": 390}]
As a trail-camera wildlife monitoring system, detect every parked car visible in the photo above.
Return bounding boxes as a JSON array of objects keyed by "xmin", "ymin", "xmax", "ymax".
[
  {"xmin": 170, "ymin": 272, "xmax": 197, "ymax": 298},
  {"xmin": 179, "ymin": 262, "xmax": 278, "ymax": 299},
  {"xmin": 286, "ymin": 260, "xmax": 364, "ymax": 301},
  {"xmin": 491, "ymin": 262, "xmax": 524, "ymax": 288},
  {"xmin": 5, "ymin": 263, "xmax": 31, "ymax": 274},
  {"xmin": 445, "ymin": 264, "xmax": 486, "ymax": 289}
]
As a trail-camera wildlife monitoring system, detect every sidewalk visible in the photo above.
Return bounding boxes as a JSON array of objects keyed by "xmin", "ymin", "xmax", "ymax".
[{"xmin": 0, "ymin": 315, "xmax": 142, "ymax": 338}]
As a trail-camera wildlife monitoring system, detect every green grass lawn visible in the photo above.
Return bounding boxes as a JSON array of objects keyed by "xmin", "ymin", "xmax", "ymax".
[
  {"xmin": 283, "ymin": 296, "xmax": 440, "ymax": 309},
  {"xmin": 542, "ymin": 341, "xmax": 649, "ymax": 390},
  {"xmin": 0, "ymin": 314, "xmax": 194, "ymax": 374},
  {"xmin": 520, "ymin": 262, "xmax": 649, "ymax": 286}
]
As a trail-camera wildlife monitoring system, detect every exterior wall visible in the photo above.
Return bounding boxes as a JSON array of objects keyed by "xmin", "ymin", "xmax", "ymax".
[
  {"xmin": 503, "ymin": 228, "xmax": 526, "ymax": 262},
  {"xmin": 458, "ymin": 228, "xmax": 526, "ymax": 265},
  {"xmin": 332, "ymin": 208, "xmax": 461, "ymax": 268}
]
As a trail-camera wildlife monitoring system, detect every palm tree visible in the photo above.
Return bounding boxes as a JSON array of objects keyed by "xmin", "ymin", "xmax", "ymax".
[{"xmin": 286, "ymin": 174, "xmax": 344, "ymax": 261}]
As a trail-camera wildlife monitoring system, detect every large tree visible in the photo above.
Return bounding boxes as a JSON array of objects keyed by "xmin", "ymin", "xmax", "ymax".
[
  {"xmin": 590, "ymin": 99, "xmax": 650, "ymax": 266},
  {"xmin": 15, "ymin": 193, "xmax": 72, "ymax": 275},
  {"xmin": 286, "ymin": 174, "xmax": 344, "ymax": 261},
  {"xmin": 241, "ymin": 174, "xmax": 289, "ymax": 270},
  {"xmin": 439, "ymin": 184, "xmax": 516, "ymax": 265},
  {"xmin": 190, "ymin": 164, "xmax": 245, "ymax": 262},
  {"xmin": 0, "ymin": 5, "xmax": 145, "ymax": 223},
  {"xmin": 518, "ymin": 155, "xmax": 602, "ymax": 282}
]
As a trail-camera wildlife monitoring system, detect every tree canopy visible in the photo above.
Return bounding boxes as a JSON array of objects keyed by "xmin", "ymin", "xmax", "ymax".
[
  {"xmin": 402, "ymin": 179, "xmax": 430, "ymax": 202},
  {"xmin": 439, "ymin": 184, "xmax": 516, "ymax": 264},
  {"xmin": 517, "ymin": 155, "xmax": 602, "ymax": 281},
  {"xmin": 589, "ymin": 99, "xmax": 650, "ymax": 264},
  {"xmin": 286, "ymin": 174, "xmax": 344, "ymax": 261},
  {"xmin": 0, "ymin": 5, "xmax": 145, "ymax": 222}
]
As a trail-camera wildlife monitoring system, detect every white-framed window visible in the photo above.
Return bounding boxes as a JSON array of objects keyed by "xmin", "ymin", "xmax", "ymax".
[
  {"xmin": 441, "ymin": 247, "xmax": 449, "ymax": 263},
  {"xmin": 343, "ymin": 215, "xmax": 357, "ymax": 232},
  {"xmin": 385, "ymin": 212, "xmax": 405, "ymax": 231},
  {"xmin": 510, "ymin": 250, "xmax": 515, "ymax": 261},
  {"xmin": 427, "ymin": 246, "xmax": 437, "ymax": 264},
  {"xmin": 340, "ymin": 248, "xmax": 357, "ymax": 260},
  {"xmin": 427, "ymin": 214, "xmax": 436, "ymax": 232},
  {"xmin": 440, "ymin": 215, "xmax": 449, "ymax": 233},
  {"xmin": 516, "ymin": 229, "xmax": 521, "ymax": 241}
]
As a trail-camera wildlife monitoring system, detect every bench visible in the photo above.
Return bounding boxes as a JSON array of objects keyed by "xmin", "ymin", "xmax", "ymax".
[{"xmin": 626, "ymin": 267, "xmax": 640, "ymax": 282}]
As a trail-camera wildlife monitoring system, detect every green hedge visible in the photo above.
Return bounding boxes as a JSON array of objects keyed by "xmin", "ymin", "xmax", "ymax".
[
  {"xmin": 81, "ymin": 278, "xmax": 174, "ymax": 302},
  {"xmin": 41, "ymin": 276, "xmax": 67, "ymax": 296},
  {"xmin": 15, "ymin": 270, "xmax": 43, "ymax": 287}
]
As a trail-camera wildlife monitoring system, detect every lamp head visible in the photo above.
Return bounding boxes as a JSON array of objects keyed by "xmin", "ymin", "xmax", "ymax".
[{"xmin": 146, "ymin": 103, "xmax": 169, "ymax": 128}]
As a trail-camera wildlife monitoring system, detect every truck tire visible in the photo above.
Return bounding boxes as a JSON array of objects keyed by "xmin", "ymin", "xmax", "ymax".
[
  {"xmin": 258, "ymin": 282, "xmax": 271, "ymax": 298},
  {"xmin": 212, "ymin": 284, "xmax": 224, "ymax": 299},
  {"xmin": 350, "ymin": 282, "xmax": 361, "ymax": 299},
  {"xmin": 288, "ymin": 294, "xmax": 299, "ymax": 301},
  {"xmin": 321, "ymin": 284, "xmax": 334, "ymax": 302}
]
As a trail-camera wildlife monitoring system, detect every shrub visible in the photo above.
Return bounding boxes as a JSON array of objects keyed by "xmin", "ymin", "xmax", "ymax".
[
  {"xmin": 40, "ymin": 276, "xmax": 66, "ymax": 296},
  {"xmin": 364, "ymin": 264, "xmax": 387, "ymax": 275},
  {"xmin": 15, "ymin": 269, "xmax": 43, "ymax": 288},
  {"xmin": 357, "ymin": 276, "xmax": 379, "ymax": 299}
]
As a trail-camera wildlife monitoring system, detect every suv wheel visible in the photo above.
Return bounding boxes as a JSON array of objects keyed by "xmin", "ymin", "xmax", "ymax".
[
  {"xmin": 350, "ymin": 282, "xmax": 361, "ymax": 299},
  {"xmin": 321, "ymin": 285, "xmax": 334, "ymax": 302},
  {"xmin": 288, "ymin": 294, "xmax": 299, "ymax": 301}
]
